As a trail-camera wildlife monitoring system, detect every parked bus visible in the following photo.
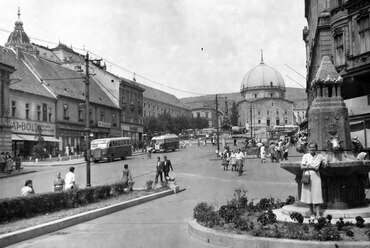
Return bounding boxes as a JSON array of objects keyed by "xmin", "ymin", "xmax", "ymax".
[
  {"xmin": 151, "ymin": 134, "xmax": 179, "ymax": 152},
  {"xmin": 91, "ymin": 137, "xmax": 132, "ymax": 163}
]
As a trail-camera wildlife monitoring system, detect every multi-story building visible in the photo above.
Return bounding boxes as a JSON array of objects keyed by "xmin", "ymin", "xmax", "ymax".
[
  {"xmin": 189, "ymin": 104, "xmax": 223, "ymax": 128},
  {"xmin": 304, "ymin": 0, "xmax": 370, "ymax": 148},
  {"xmin": 139, "ymin": 83, "xmax": 190, "ymax": 119},
  {"xmin": 4, "ymin": 11, "xmax": 121, "ymax": 157},
  {"xmin": 0, "ymin": 51, "xmax": 16, "ymax": 154}
]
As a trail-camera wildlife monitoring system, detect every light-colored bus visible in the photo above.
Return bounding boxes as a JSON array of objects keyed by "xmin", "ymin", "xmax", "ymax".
[
  {"xmin": 91, "ymin": 137, "xmax": 132, "ymax": 163},
  {"xmin": 151, "ymin": 134, "xmax": 179, "ymax": 153}
]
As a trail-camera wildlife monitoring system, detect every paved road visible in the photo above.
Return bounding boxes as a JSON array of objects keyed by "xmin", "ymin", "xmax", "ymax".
[{"xmin": 6, "ymin": 145, "xmax": 299, "ymax": 248}]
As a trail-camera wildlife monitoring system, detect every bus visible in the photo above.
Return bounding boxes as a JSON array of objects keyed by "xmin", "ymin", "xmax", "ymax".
[
  {"xmin": 151, "ymin": 134, "xmax": 179, "ymax": 152},
  {"xmin": 91, "ymin": 137, "xmax": 132, "ymax": 163},
  {"xmin": 267, "ymin": 125, "xmax": 299, "ymax": 142}
]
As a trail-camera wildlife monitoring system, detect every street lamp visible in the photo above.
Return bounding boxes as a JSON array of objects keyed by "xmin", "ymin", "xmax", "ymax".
[{"xmin": 84, "ymin": 53, "xmax": 91, "ymax": 187}]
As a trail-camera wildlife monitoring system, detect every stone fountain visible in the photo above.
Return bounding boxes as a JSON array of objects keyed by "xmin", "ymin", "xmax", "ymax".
[{"xmin": 280, "ymin": 56, "xmax": 370, "ymax": 219}]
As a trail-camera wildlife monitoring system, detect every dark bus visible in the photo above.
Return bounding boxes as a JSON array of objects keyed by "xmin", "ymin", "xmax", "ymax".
[
  {"xmin": 151, "ymin": 134, "xmax": 179, "ymax": 152},
  {"xmin": 91, "ymin": 137, "xmax": 132, "ymax": 163}
]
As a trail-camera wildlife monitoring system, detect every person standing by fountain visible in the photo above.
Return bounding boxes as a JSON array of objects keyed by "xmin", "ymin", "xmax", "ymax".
[{"xmin": 300, "ymin": 142, "xmax": 327, "ymax": 220}]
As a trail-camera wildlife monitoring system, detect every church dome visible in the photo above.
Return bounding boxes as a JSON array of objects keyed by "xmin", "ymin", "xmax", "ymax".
[
  {"xmin": 5, "ymin": 8, "xmax": 32, "ymax": 49},
  {"xmin": 241, "ymin": 59, "xmax": 285, "ymax": 92}
]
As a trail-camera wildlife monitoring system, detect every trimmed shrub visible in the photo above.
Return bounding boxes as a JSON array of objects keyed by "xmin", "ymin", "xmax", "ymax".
[
  {"xmin": 193, "ymin": 202, "xmax": 220, "ymax": 228},
  {"xmin": 0, "ymin": 182, "xmax": 129, "ymax": 223},
  {"xmin": 257, "ymin": 210, "xmax": 276, "ymax": 225},
  {"xmin": 219, "ymin": 204, "xmax": 241, "ymax": 223},
  {"xmin": 289, "ymin": 212, "xmax": 304, "ymax": 224}
]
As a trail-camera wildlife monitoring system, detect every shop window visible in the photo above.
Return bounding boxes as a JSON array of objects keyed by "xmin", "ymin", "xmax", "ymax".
[
  {"xmin": 63, "ymin": 104, "xmax": 69, "ymax": 120},
  {"xmin": 334, "ymin": 32, "xmax": 345, "ymax": 65},
  {"xmin": 25, "ymin": 103, "xmax": 30, "ymax": 119},
  {"xmin": 358, "ymin": 15, "xmax": 370, "ymax": 54},
  {"xmin": 11, "ymin": 101, "xmax": 16, "ymax": 117}
]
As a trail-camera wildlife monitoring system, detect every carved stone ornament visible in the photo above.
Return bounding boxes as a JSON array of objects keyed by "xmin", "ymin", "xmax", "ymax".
[{"xmin": 328, "ymin": 123, "xmax": 338, "ymax": 136}]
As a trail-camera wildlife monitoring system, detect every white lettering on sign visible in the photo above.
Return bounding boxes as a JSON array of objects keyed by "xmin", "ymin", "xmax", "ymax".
[{"xmin": 11, "ymin": 119, "xmax": 56, "ymax": 136}]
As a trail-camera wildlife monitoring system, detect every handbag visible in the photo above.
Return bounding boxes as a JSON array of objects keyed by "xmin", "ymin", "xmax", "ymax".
[{"xmin": 301, "ymin": 171, "xmax": 310, "ymax": 184}]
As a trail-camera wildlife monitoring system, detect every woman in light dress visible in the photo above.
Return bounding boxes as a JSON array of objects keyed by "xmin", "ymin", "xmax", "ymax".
[{"xmin": 300, "ymin": 142, "xmax": 327, "ymax": 220}]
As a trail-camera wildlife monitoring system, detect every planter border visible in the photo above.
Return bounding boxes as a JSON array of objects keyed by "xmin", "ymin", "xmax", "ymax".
[
  {"xmin": 188, "ymin": 219, "xmax": 370, "ymax": 248},
  {"xmin": 0, "ymin": 189, "xmax": 174, "ymax": 247}
]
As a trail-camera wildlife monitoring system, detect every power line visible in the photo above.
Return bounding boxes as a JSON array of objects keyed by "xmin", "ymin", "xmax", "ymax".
[
  {"xmin": 285, "ymin": 75, "xmax": 305, "ymax": 89},
  {"xmin": 1, "ymin": 27, "xmax": 204, "ymax": 96},
  {"xmin": 285, "ymin": 64, "xmax": 306, "ymax": 80}
]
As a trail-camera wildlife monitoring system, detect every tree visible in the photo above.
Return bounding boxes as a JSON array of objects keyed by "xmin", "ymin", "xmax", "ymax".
[
  {"xmin": 230, "ymin": 101, "xmax": 239, "ymax": 126},
  {"xmin": 144, "ymin": 116, "xmax": 159, "ymax": 137},
  {"xmin": 190, "ymin": 117, "xmax": 209, "ymax": 130},
  {"xmin": 32, "ymin": 125, "xmax": 49, "ymax": 159}
]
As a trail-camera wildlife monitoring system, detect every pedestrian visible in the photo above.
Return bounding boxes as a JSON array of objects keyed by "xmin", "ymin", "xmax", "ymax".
[
  {"xmin": 162, "ymin": 156, "xmax": 173, "ymax": 181},
  {"xmin": 260, "ymin": 145, "xmax": 266, "ymax": 163},
  {"xmin": 229, "ymin": 150, "xmax": 237, "ymax": 171},
  {"xmin": 0, "ymin": 152, "xmax": 6, "ymax": 173},
  {"xmin": 154, "ymin": 157, "xmax": 163, "ymax": 185},
  {"xmin": 235, "ymin": 149, "xmax": 244, "ymax": 176},
  {"xmin": 234, "ymin": 138, "xmax": 237, "ymax": 146},
  {"xmin": 197, "ymin": 139, "xmax": 200, "ymax": 147},
  {"xmin": 65, "ymin": 167, "xmax": 76, "ymax": 190},
  {"xmin": 53, "ymin": 172, "xmax": 65, "ymax": 192},
  {"xmin": 4, "ymin": 154, "xmax": 13, "ymax": 174},
  {"xmin": 120, "ymin": 164, "xmax": 133, "ymax": 189},
  {"xmin": 204, "ymin": 139, "xmax": 207, "ymax": 146},
  {"xmin": 300, "ymin": 142, "xmax": 327, "ymax": 221},
  {"xmin": 15, "ymin": 153, "xmax": 22, "ymax": 173},
  {"xmin": 147, "ymin": 146, "xmax": 152, "ymax": 159},
  {"xmin": 21, "ymin": 179, "xmax": 35, "ymax": 196},
  {"xmin": 65, "ymin": 145, "xmax": 70, "ymax": 156}
]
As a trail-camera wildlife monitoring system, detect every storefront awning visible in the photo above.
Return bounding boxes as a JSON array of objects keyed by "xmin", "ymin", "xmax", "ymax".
[
  {"xmin": 11, "ymin": 134, "xmax": 25, "ymax": 141},
  {"xmin": 11, "ymin": 134, "xmax": 60, "ymax": 142},
  {"xmin": 43, "ymin": 136, "xmax": 61, "ymax": 142}
]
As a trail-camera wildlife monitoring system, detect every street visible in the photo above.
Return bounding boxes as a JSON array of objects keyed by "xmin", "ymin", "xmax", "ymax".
[{"xmin": 3, "ymin": 144, "xmax": 300, "ymax": 248}]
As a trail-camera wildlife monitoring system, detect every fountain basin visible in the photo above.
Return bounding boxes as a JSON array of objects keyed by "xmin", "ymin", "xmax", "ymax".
[{"xmin": 281, "ymin": 160, "xmax": 370, "ymax": 209}]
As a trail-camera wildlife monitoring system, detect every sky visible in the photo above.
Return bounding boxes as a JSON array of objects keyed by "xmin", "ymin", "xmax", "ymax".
[{"xmin": 0, "ymin": 0, "xmax": 307, "ymax": 99}]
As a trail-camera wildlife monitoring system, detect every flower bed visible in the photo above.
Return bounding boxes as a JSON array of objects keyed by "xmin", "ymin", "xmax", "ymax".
[{"xmin": 193, "ymin": 187, "xmax": 370, "ymax": 242}]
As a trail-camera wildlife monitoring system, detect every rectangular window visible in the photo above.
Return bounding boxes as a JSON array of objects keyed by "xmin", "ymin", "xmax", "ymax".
[
  {"xmin": 100, "ymin": 110, "xmax": 105, "ymax": 121},
  {"xmin": 63, "ymin": 104, "xmax": 69, "ymax": 120},
  {"xmin": 285, "ymin": 110, "xmax": 287, "ymax": 115},
  {"xmin": 78, "ymin": 106, "xmax": 84, "ymax": 121},
  {"xmin": 25, "ymin": 103, "xmax": 30, "ymax": 119},
  {"xmin": 258, "ymin": 111, "xmax": 260, "ymax": 115},
  {"xmin": 48, "ymin": 107, "xmax": 52, "ymax": 122},
  {"xmin": 276, "ymin": 119, "xmax": 280, "ymax": 125},
  {"xmin": 42, "ymin": 103, "xmax": 47, "ymax": 121},
  {"xmin": 11, "ymin": 101, "xmax": 16, "ymax": 117},
  {"xmin": 285, "ymin": 119, "xmax": 288, "ymax": 124},
  {"xmin": 276, "ymin": 110, "xmax": 279, "ymax": 115},
  {"xmin": 197, "ymin": 112, "xmax": 200, "ymax": 118},
  {"xmin": 37, "ymin": 105, "xmax": 41, "ymax": 121},
  {"xmin": 358, "ymin": 16, "xmax": 370, "ymax": 54},
  {"xmin": 258, "ymin": 119, "xmax": 261, "ymax": 124},
  {"xmin": 267, "ymin": 111, "xmax": 269, "ymax": 115},
  {"xmin": 112, "ymin": 113, "xmax": 117, "ymax": 127},
  {"xmin": 266, "ymin": 119, "xmax": 270, "ymax": 126},
  {"xmin": 89, "ymin": 109, "xmax": 93, "ymax": 123},
  {"xmin": 334, "ymin": 33, "xmax": 345, "ymax": 65}
]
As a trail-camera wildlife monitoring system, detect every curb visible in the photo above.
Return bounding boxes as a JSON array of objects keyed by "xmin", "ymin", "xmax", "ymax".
[
  {"xmin": 0, "ymin": 170, "xmax": 36, "ymax": 180},
  {"xmin": 188, "ymin": 219, "xmax": 370, "ymax": 248},
  {"xmin": 0, "ymin": 189, "xmax": 175, "ymax": 247}
]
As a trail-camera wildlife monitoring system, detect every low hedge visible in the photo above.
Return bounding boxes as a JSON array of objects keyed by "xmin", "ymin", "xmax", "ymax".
[{"xmin": 0, "ymin": 182, "xmax": 128, "ymax": 223}]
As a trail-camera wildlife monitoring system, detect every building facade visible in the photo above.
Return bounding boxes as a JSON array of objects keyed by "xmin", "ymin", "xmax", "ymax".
[
  {"xmin": 237, "ymin": 55, "xmax": 295, "ymax": 139},
  {"xmin": 304, "ymin": 0, "xmax": 370, "ymax": 148},
  {"xmin": 191, "ymin": 106, "xmax": 223, "ymax": 128}
]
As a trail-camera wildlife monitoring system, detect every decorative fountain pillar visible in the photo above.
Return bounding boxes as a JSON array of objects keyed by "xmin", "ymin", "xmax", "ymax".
[{"xmin": 280, "ymin": 56, "xmax": 370, "ymax": 217}]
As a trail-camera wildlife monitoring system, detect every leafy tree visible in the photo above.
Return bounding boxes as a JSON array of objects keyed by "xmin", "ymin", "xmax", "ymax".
[
  {"xmin": 144, "ymin": 116, "xmax": 159, "ymax": 136},
  {"xmin": 190, "ymin": 116, "xmax": 209, "ymax": 130},
  {"xmin": 32, "ymin": 125, "xmax": 49, "ymax": 159},
  {"xmin": 230, "ymin": 101, "xmax": 239, "ymax": 126}
]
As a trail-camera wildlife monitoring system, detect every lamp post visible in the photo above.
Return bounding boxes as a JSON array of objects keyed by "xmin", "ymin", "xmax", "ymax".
[
  {"xmin": 215, "ymin": 94, "xmax": 220, "ymax": 152},
  {"xmin": 84, "ymin": 53, "xmax": 91, "ymax": 187}
]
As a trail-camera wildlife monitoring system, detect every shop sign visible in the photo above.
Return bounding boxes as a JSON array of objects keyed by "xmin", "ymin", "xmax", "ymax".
[
  {"xmin": 98, "ymin": 121, "xmax": 111, "ymax": 128},
  {"xmin": 11, "ymin": 119, "xmax": 56, "ymax": 136}
]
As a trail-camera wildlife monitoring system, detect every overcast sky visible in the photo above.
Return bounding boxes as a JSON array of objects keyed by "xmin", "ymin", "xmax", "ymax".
[{"xmin": 0, "ymin": 0, "xmax": 307, "ymax": 98}]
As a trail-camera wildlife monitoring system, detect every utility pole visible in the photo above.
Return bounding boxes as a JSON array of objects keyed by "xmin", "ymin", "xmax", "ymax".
[
  {"xmin": 85, "ymin": 53, "xmax": 91, "ymax": 187},
  {"xmin": 215, "ymin": 94, "xmax": 220, "ymax": 152},
  {"xmin": 249, "ymin": 104, "xmax": 253, "ymax": 139}
]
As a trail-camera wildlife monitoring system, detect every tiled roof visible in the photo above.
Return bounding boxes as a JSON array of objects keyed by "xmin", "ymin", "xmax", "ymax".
[
  {"xmin": 21, "ymin": 52, "xmax": 118, "ymax": 109},
  {"xmin": 0, "ymin": 47, "xmax": 56, "ymax": 99},
  {"xmin": 137, "ymin": 82, "xmax": 189, "ymax": 110}
]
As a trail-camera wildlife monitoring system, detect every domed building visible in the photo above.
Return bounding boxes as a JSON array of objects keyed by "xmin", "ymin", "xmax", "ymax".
[
  {"xmin": 237, "ymin": 53, "xmax": 294, "ymax": 139},
  {"xmin": 5, "ymin": 8, "xmax": 34, "ymax": 53}
]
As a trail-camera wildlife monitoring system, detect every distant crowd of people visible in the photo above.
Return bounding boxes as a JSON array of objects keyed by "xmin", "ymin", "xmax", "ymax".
[{"xmin": 0, "ymin": 152, "xmax": 22, "ymax": 174}]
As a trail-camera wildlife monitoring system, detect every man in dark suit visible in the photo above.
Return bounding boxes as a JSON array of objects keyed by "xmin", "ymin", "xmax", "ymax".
[
  {"xmin": 162, "ymin": 156, "xmax": 173, "ymax": 182},
  {"xmin": 154, "ymin": 157, "xmax": 163, "ymax": 184}
]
